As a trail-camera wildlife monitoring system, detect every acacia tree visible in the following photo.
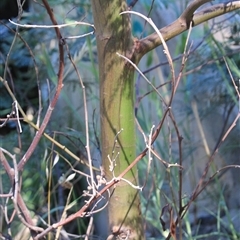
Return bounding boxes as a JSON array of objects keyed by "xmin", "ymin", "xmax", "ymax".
[
  {"xmin": 90, "ymin": 1, "xmax": 240, "ymax": 239},
  {"xmin": 1, "ymin": 0, "xmax": 240, "ymax": 239}
]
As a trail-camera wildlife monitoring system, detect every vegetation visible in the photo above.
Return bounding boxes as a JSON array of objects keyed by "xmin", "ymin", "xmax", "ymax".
[{"xmin": 0, "ymin": 0, "xmax": 240, "ymax": 239}]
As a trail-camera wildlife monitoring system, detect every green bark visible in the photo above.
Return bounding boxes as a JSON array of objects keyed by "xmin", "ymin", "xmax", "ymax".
[
  {"xmin": 91, "ymin": 1, "xmax": 143, "ymax": 239},
  {"xmin": 90, "ymin": 0, "xmax": 240, "ymax": 239}
]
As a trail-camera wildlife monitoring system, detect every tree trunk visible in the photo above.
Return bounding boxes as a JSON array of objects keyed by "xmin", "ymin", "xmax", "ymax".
[{"xmin": 91, "ymin": 1, "xmax": 144, "ymax": 239}]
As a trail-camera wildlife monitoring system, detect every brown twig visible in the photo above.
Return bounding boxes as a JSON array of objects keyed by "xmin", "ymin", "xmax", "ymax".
[
  {"xmin": 0, "ymin": 149, "xmax": 14, "ymax": 184},
  {"xmin": 34, "ymin": 96, "xmax": 172, "ymax": 239},
  {"xmin": 17, "ymin": 0, "xmax": 65, "ymax": 172}
]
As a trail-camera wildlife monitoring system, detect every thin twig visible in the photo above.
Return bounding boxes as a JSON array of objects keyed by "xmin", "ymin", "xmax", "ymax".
[
  {"xmin": 9, "ymin": 19, "xmax": 94, "ymax": 29},
  {"xmin": 84, "ymin": 216, "xmax": 93, "ymax": 240},
  {"xmin": 64, "ymin": 42, "xmax": 96, "ymax": 196}
]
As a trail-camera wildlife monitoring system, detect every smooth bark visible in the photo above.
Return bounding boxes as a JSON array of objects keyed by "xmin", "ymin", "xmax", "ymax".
[{"xmin": 91, "ymin": 1, "xmax": 143, "ymax": 239}]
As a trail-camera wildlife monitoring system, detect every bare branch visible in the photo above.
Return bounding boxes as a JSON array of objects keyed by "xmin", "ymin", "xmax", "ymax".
[
  {"xmin": 0, "ymin": 148, "xmax": 14, "ymax": 183},
  {"xmin": 17, "ymin": 0, "xmax": 65, "ymax": 172},
  {"xmin": 179, "ymin": 0, "xmax": 212, "ymax": 26},
  {"xmin": 136, "ymin": 1, "xmax": 240, "ymax": 62}
]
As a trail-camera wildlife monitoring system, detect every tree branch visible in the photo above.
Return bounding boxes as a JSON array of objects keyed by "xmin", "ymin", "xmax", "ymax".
[
  {"xmin": 179, "ymin": 0, "xmax": 212, "ymax": 27},
  {"xmin": 17, "ymin": 0, "xmax": 65, "ymax": 172},
  {"xmin": 135, "ymin": 1, "xmax": 240, "ymax": 62}
]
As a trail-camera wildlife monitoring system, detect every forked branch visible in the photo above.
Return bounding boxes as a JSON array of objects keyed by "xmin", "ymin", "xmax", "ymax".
[{"xmin": 134, "ymin": 0, "xmax": 240, "ymax": 62}]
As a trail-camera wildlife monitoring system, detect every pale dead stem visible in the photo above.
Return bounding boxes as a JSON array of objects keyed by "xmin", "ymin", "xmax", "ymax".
[
  {"xmin": 9, "ymin": 19, "xmax": 95, "ymax": 39},
  {"xmin": 9, "ymin": 19, "xmax": 94, "ymax": 29},
  {"xmin": 64, "ymin": 42, "xmax": 96, "ymax": 198}
]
